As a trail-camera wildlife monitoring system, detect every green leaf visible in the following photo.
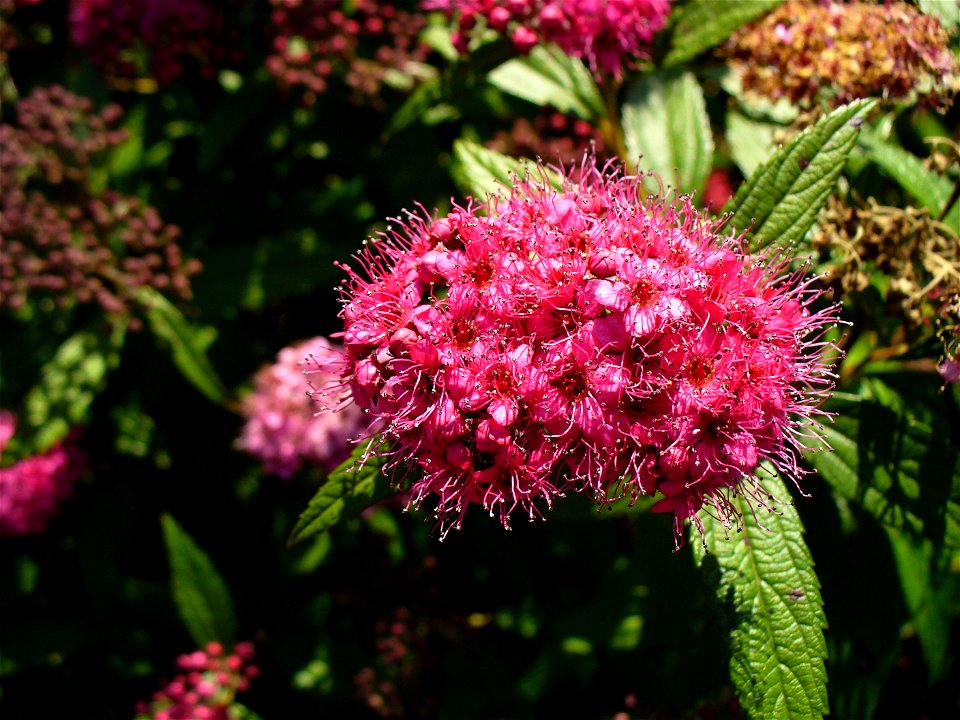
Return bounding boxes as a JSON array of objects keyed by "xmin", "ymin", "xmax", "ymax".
[
  {"xmin": 885, "ymin": 529, "xmax": 957, "ymax": 682},
  {"xmin": 806, "ymin": 377, "xmax": 960, "ymax": 549},
  {"xmin": 22, "ymin": 322, "xmax": 127, "ymax": 453},
  {"xmin": 451, "ymin": 139, "xmax": 563, "ymax": 199},
  {"xmin": 726, "ymin": 99, "xmax": 875, "ymax": 252},
  {"xmin": 161, "ymin": 513, "xmax": 237, "ymax": 647},
  {"xmin": 139, "ymin": 287, "xmax": 229, "ymax": 405},
  {"xmin": 859, "ymin": 128, "xmax": 960, "ymax": 229},
  {"xmin": 487, "ymin": 44, "xmax": 605, "ymax": 121},
  {"xmin": 288, "ymin": 441, "xmax": 397, "ymax": 547},
  {"xmin": 919, "ymin": 0, "xmax": 959, "ymax": 29},
  {"xmin": 726, "ymin": 111, "xmax": 778, "ymax": 179},
  {"xmin": 664, "ymin": 0, "xmax": 787, "ymax": 67},
  {"xmin": 692, "ymin": 469, "xmax": 828, "ymax": 720},
  {"xmin": 621, "ymin": 70, "xmax": 714, "ymax": 195}
]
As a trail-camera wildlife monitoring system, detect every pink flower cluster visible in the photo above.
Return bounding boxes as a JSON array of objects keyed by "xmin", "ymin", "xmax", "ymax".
[
  {"xmin": 69, "ymin": 0, "xmax": 236, "ymax": 85},
  {"xmin": 238, "ymin": 337, "xmax": 370, "ymax": 479},
  {"xmin": 266, "ymin": 0, "xmax": 431, "ymax": 106},
  {"xmin": 0, "ymin": 86, "xmax": 200, "ymax": 323},
  {"xmin": 0, "ymin": 411, "xmax": 87, "ymax": 537},
  {"xmin": 135, "ymin": 641, "xmax": 258, "ymax": 720},
  {"xmin": 425, "ymin": 0, "xmax": 672, "ymax": 77},
  {"xmin": 309, "ymin": 157, "xmax": 839, "ymax": 542}
]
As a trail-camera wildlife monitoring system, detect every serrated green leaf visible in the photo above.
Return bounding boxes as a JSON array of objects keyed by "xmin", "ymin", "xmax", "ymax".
[
  {"xmin": 139, "ymin": 287, "xmax": 228, "ymax": 405},
  {"xmin": 451, "ymin": 139, "xmax": 563, "ymax": 199},
  {"xmin": 622, "ymin": 70, "xmax": 713, "ymax": 195},
  {"xmin": 487, "ymin": 44, "xmax": 605, "ymax": 120},
  {"xmin": 161, "ymin": 514, "xmax": 237, "ymax": 647},
  {"xmin": 726, "ymin": 99, "xmax": 875, "ymax": 251},
  {"xmin": 807, "ymin": 378, "xmax": 960, "ymax": 548},
  {"xmin": 726, "ymin": 111, "xmax": 778, "ymax": 179},
  {"xmin": 288, "ymin": 441, "xmax": 397, "ymax": 547},
  {"xmin": 22, "ymin": 322, "xmax": 126, "ymax": 453},
  {"xmin": 859, "ymin": 129, "xmax": 960, "ymax": 229},
  {"xmin": 692, "ymin": 470, "xmax": 828, "ymax": 720},
  {"xmin": 664, "ymin": 0, "xmax": 787, "ymax": 67}
]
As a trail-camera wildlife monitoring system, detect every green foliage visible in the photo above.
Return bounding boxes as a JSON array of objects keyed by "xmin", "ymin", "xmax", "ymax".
[
  {"xmin": 288, "ymin": 442, "xmax": 396, "ymax": 546},
  {"xmin": 487, "ymin": 45, "xmax": 606, "ymax": 121},
  {"xmin": 886, "ymin": 529, "xmax": 959, "ymax": 682},
  {"xmin": 806, "ymin": 376, "xmax": 960, "ymax": 549},
  {"xmin": 22, "ymin": 322, "xmax": 126, "ymax": 454},
  {"xmin": 161, "ymin": 513, "xmax": 237, "ymax": 647},
  {"xmin": 452, "ymin": 138, "xmax": 564, "ymax": 198},
  {"xmin": 726, "ymin": 99, "xmax": 875, "ymax": 251},
  {"xmin": 452, "ymin": 139, "xmax": 531, "ymax": 198},
  {"xmin": 692, "ymin": 470, "xmax": 828, "ymax": 720},
  {"xmin": 725, "ymin": 110, "xmax": 778, "ymax": 179},
  {"xmin": 664, "ymin": 0, "xmax": 788, "ymax": 67},
  {"xmin": 859, "ymin": 128, "xmax": 960, "ymax": 227},
  {"xmin": 139, "ymin": 287, "xmax": 229, "ymax": 405},
  {"xmin": 621, "ymin": 70, "xmax": 713, "ymax": 195}
]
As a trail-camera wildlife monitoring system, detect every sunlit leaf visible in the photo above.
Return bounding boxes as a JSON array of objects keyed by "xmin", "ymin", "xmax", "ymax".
[
  {"xmin": 22, "ymin": 321, "xmax": 127, "ymax": 453},
  {"xmin": 139, "ymin": 287, "xmax": 228, "ymax": 405},
  {"xmin": 726, "ymin": 110, "xmax": 778, "ymax": 179},
  {"xmin": 622, "ymin": 70, "xmax": 713, "ymax": 195},
  {"xmin": 692, "ymin": 469, "xmax": 828, "ymax": 720},
  {"xmin": 859, "ymin": 128, "xmax": 960, "ymax": 229},
  {"xmin": 918, "ymin": 0, "xmax": 959, "ymax": 29},
  {"xmin": 161, "ymin": 514, "xmax": 237, "ymax": 647},
  {"xmin": 288, "ymin": 441, "xmax": 397, "ymax": 547},
  {"xmin": 664, "ymin": 0, "xmax": 787, "ymax": 67},
  {"xmin": 487, "ymin": 44, "xmax": 605, "ymax": 120},
  {"xmin": 726, "ymin": 99, "xmax": 875, "ymax": 251},
  {"xmin": 451, "ymin": 139, "xmax": 563, "ymax": 199}
]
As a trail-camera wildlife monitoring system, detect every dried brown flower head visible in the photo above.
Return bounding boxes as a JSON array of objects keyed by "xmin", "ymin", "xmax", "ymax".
[{"xmin": 725, "ymin": 0, "xmax": 959, "ymax": 109}]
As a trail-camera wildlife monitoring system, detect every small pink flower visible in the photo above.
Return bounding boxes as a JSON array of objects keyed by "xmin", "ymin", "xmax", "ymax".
[
  {"xmin": 0, "ymin": 412, "xmax": 86, "ymax": 537},
  {"xmin": 311, "ymin": 156, "xmax": 839, "ymax": 544},
  {"xmin": 135, "ymin": 642, "xmax": 257, "ymax": 720},
  {"xmin": 238, "ymin": 337, "xmax": 370, "ymax": 478},
  {"xmin": 425, "ymin": 0, "xmax": 672, "ymax": 77}
]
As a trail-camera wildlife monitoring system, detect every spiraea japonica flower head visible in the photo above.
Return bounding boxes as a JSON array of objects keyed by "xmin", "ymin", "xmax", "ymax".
[
  {"xmin": 0, "ymin": 411, "xmax": 87, "ymax": 537},
  {"xmin": 238, "ymin": 337, "xmax": 370, "ymax": 479},
  {"xmin": 424, "ymin": 0, "xmax": 672, "ymax": 78},
  {"xmin": 308, "ymin": 157, "xmax": 840, "ymax": 544},
  {"xmin": 134, "ymin": 641, "xmax": 258, "ymax": 720}
]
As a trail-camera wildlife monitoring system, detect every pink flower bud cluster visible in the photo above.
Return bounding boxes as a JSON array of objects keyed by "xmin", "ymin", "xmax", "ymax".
[
  {"xmin": 238, "ymin": 337, "xmax": 371, "ymax": 479},
  {"xmin": 135, "ymin": 641, "xmax": 258, "ymax": 720},
  {"xmin": 309, "ymin": 157, "xmax": 839, "ymax": 542},
  {"xmin": 0, "ymin": 86, "xmax": 201, "ymax": 323},
  {"xmin": 424, "ymin": 0, "xmax": 672, "ymax": 77},
  {"xmin": 69, "ymin": 0, "xmax": 237, "ymax": 85},
  {"xmin": 0, "ymin": 411, "xmax": 87, "ymax": 537},
  {"xmin": 487, "ymin": 111, "xmax": 608, "ymax": 169},
  {"xmin": 266, "ymin": 0, "xmax": 431, "ymax": 106},
  {"xmin": 355, "ymin": 606, "xmax": 446, "ymax": 717}
]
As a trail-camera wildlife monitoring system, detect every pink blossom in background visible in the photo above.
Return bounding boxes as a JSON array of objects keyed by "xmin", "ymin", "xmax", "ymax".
[
  {"xmin": 0, "ymin": 411, "xmax": 87, "ymax": 537},
  {"xmin": 69, "ymin": 0, "xmax": 236, "ymax": 84},
  {"xmin": 702, "ymin": 168, "xmax": 735, "ymax": 214},
  {"xmin": 308, "ymin": 156, "xmax": 840, "ymax": 545},
  {"xmin": 134, "ymin": 641, "xmax": 258, "ymax": 720},
  {"xmin": 238, "ymin": 337, "xmax": 370, "ymax": 479},
  {"xmin": 425, "ymin": 0, "xmax": 672, "ymax": 77}
]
